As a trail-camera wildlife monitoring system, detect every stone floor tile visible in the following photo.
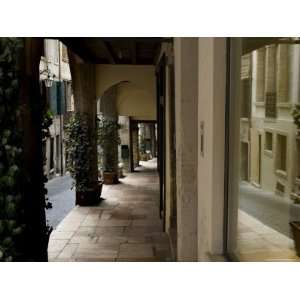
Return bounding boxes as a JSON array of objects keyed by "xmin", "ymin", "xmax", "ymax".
[
  {"xmin": 74, "ymin": 247, "xmax": 118, "ymax": 260},
  {"xmin": 57, "ymin": 243, "xmax": 79, "ymax": 260},
  {"xmin": 70, "ymin": 236, "xmax": 98, "ymax": 244},
  {"xmin": 50, "ymin": 230, "xmax": 75, "ymax": 240},
  {"xmin": 97, "ymin": 219, "xmax": 131, "ymax": 227},
  {"xmin": 73, "ymin": 226, "xmax": 96, "ymax": 236},
  {"xmin": 132, "ymin": 219, "xmax": 162, "ymax": 227},
  {"xmin": 119, "ymin": 243, "xmax": 154, "ymax": 259},
  {"xmin": 124, "ymin": 226, "xmax": 162, "ymax": 236},
  {"xmin": 81, "ymin": 217, "xmax": 101, "ymax": 227},
  {"xmin": 95, "ymin": 226, "xmax": 125, "ymax": 237},
  {"xmin": 48, "ymin": 159, "xmax": 173, "ymax": 262},
  {"xmin": 48, "ymin": 239, "xmax": 69, "ymax": 252},
  {"xmin": 116, "ymin": 258, "xmax": 160, "ymax": 262},
  {"xmin": 98, "ymin": 236, "xmax": 128, "ymax": 246},
  {"xmin": 74, "ymin": 257, "xmax": 116, "ymax": 262},
  {"xmin": 48, "ymin": 251, "xmax": 60, "ymax": 260}
]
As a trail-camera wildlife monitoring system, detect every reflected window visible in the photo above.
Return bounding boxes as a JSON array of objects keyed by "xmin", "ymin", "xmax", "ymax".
[
  {"xmin": 276, "ymin": 134, "xmax": 287, "ymax": 173},
  {"xmin": 265, "ymin": 131, "xmax": 273, "ymax": 152}
]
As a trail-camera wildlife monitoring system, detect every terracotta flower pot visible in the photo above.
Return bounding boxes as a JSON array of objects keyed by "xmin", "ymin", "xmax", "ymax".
[
  {"xmin": 103, "ymin": 171, "xmax": 118, "ymax": 184},
  {"xmin": 290, "ymin": 221, "xmax": 300, "ymax": 256},
  {"xmin": 76, "ymin": 180, "xmax": 103, "ymax": 206}
]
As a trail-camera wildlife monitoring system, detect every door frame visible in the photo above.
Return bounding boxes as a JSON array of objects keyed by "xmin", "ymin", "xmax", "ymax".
[{"xmin": 156, "ymin": 54, "xmax": 167, "ymax": 224}]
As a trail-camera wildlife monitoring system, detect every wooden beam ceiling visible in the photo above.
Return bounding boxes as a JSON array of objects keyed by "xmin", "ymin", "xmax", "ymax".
[{"xmin": 58, "ymin": 37, "xmax": 171, "ymax": 65}]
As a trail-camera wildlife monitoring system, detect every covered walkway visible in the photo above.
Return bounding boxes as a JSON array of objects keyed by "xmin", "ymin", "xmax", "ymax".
[{"xmin": 48, "ymin": 159, "xmax": 172, "ymax": 261}]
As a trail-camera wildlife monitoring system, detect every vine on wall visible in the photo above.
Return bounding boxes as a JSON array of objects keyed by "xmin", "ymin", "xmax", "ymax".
[
  {"xmin": 65, "ymin": 113, "xmax": 93, "ymax": 191},
  {"xmin": 0, "ymin": 38, "xmax": 25, "ymax": 261},
  {"xmin": 97, "ymin": 116, "xmax": 120, "ymax": 173}
]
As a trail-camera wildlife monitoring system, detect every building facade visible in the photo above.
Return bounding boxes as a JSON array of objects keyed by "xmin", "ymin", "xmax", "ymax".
[{"xmin": 39, "ymin": 39, "xmax": 74, "ymax": 178}]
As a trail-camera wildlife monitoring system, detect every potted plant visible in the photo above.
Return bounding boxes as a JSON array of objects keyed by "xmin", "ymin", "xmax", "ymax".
[
  {"xmin": 292, "ymin": 104, "xmax": 300, "ymax": 136},
  {"xmin": 65, "ymin": 113, "xmax": 103, "ymax": 205},
  {"xmin": 290, "ymin": 192, "xmax": 300, "ymax": 256},
  {"xmin": 97, "ymin": 116, "xmax": 120, "ymax": 184},
  {"xmin": 139, "ymin": 137, "xmax": 148, "ymax": 161}
]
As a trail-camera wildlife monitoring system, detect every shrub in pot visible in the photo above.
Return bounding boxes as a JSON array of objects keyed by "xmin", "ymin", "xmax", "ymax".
[
  {"xmin": 65, "ymin": 113, "xmax": 102, "ymax": 205},
  {"xmin": 290, "ymin": 192, "xmax": 300, "ymax": 256},
  {"xmin": 292, "ymin": 104, "xmax": 300, "ymax": 136},
  {"xmin": 97, "ymin": 116, "xmax": 120, "ymax": 184}
]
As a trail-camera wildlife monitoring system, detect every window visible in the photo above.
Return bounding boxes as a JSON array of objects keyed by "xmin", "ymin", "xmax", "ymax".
[
  {"xmin": 65, "ymin": 82, "xmax": 74, "ymax": 112},
  {"xmin": 241, "ymin": 54, "xmax": 251, "ymax": 118},
  {"xmin": 276, "ymin": 134, "xmax": 287, "ymax": 173},
  {"xmin": 265, "ymin": 131, "xmax": 273, "ymax": 152},
  {"xmin": 241, "ymin": 79, "xmax": 251, "ymax": 118},
  {"xmin": 54, "ymin": 40, "xmax": 59, "ymax": 65},
  {"xmin": 62, "ymin": 43, "xmax": 69, "ymax": 62}
]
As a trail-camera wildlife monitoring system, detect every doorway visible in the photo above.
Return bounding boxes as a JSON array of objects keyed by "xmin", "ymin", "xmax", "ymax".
[{"xmin": 241, "ymin": 142, "xmax": 249, "ymax": 182}]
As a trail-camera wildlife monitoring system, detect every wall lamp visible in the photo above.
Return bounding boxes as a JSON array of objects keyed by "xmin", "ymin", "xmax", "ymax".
[{"xmin": 40, "ymin": 66, "xmax": 56, "ymax": 88}]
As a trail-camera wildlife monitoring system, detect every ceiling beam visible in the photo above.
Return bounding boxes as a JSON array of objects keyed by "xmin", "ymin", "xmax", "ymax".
[
  {"xmin": 130, "ymin": 41, "xmax": 137, "ymax": 64},
  {"xmin": 99, "ymin": 40, "xmax": 116, "ymax": 64},
  {"xmin": 153, "ymin": 43, "xmax": 162, "ymax": 65}
]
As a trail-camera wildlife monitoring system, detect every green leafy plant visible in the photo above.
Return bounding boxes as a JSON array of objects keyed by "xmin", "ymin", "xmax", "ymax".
[
  {"xmin": 65, "ymin": 113, "xmax": 93, "ymax": 191},
  {"xmin": 139, "ymin": 137, "xmax": 147, "ymax": 154},
  {"xmin": 0, "ymin": 38, "xmax": 26, "ymax": 261},
  {"xmin": 97, "ymin": 116, "xmax": 120, "ymax": 172},
  {"xmin": 41, "ymin": 109, "xmax": 53, "ymax": 212},
  {"xmin": 292, "ymin": 104, "xmax": 300, "ymax": 129}
]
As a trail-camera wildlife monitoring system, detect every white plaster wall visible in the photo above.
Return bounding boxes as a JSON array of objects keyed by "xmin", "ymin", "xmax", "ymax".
[
  {"xmin": 197, "ymin": 38, "xmax": 226, "ymax": 260},
  {"xmin": 174, "ymin": 38, "xmax": 198, "ymax": 261},
  {"xmin": 95, "ymin": 65, "xmax": 156, "ymax": 120},
  {"xmin": 40, "ymin": 39, "xmax": 71, "ymax": 82}
]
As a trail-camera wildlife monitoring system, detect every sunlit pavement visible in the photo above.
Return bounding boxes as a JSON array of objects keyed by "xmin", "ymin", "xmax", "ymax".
[
  {"xmin": 48, "ymin": 159, "xmax": 173, "ymax": 262},
  {"xmin": 239, "ymin": 181, "xmax": 291, "ymax": 237},
  {"xmin": 237, "ymin": 210, "xmax": 299, "ymax": 261}
]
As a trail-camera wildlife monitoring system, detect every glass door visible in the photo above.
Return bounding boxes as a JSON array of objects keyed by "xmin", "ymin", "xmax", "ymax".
[{"xmin": 226, "ymin": 38, "xmax": 300, "ymax": 261}]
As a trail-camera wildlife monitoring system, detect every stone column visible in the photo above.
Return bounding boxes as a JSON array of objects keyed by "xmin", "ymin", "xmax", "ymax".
[
  {"xmin": 174, "ymin": 38, "xmax": 198, "ymax": 261},
  {"xmin": 99, "ymin": 87, "xmax": 119, "ymax": 178},
  {"xmin": 150, "ymin": 123, "xmax": 156, "ymax": 158},
  {"xmin": 130, "ymin": 122, "xmax": 139, "ymax": 170},
  {"xmin": 68, "ymin": 51, "xmax": 98, "ymax": 204},
  {"xmin": 19, "ymin": 38, "xmax": 48, "ymax": 261},
  {"xmin": 119, "ymin": 116, "xmax": 130, "ymax": 172}
]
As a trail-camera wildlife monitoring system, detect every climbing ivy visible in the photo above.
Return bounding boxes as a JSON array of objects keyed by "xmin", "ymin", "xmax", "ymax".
[
  {"xmin": 97, "ymin": 116, "xmax": 120, "ymax": 172},
  {"xmin": 65, "ymin": 113, "xmax": 93, "ymax": 192},
  {"xmin": 0, "ymin": 38, "xmax": 25, "ymax": 261}
]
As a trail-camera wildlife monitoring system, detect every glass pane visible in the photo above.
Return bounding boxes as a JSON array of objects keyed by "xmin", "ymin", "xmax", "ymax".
[{"xmin": 230, "ymin": 38, "xmax": 300, "ymax": 261}]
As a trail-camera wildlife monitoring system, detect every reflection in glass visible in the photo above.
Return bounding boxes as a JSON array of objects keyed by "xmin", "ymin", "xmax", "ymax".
[{"xmin": 235, "ymin": 39, "xmax": 300, "ymax": 261}]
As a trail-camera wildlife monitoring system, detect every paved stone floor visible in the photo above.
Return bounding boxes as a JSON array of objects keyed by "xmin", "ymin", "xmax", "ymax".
[
  {"xmin": 48, "ymin": 159, "xmax": 173, "ymax": 262},
  {"xmin": 236, "ymin": 210, "xmax": 300, "ymax": 261}
]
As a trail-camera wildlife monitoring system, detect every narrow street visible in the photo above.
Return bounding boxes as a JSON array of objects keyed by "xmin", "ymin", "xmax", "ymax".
[
  {"xmin": 45, "ymin": 175, "xmax": 75, "ymax": 229},
  {"xmin": 48, "ymin": 159, "xmax": 172, "ymax": 261},
  {"xmin": 239, "ymin": 181, "xmax": 291, "ymax": 237}
]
